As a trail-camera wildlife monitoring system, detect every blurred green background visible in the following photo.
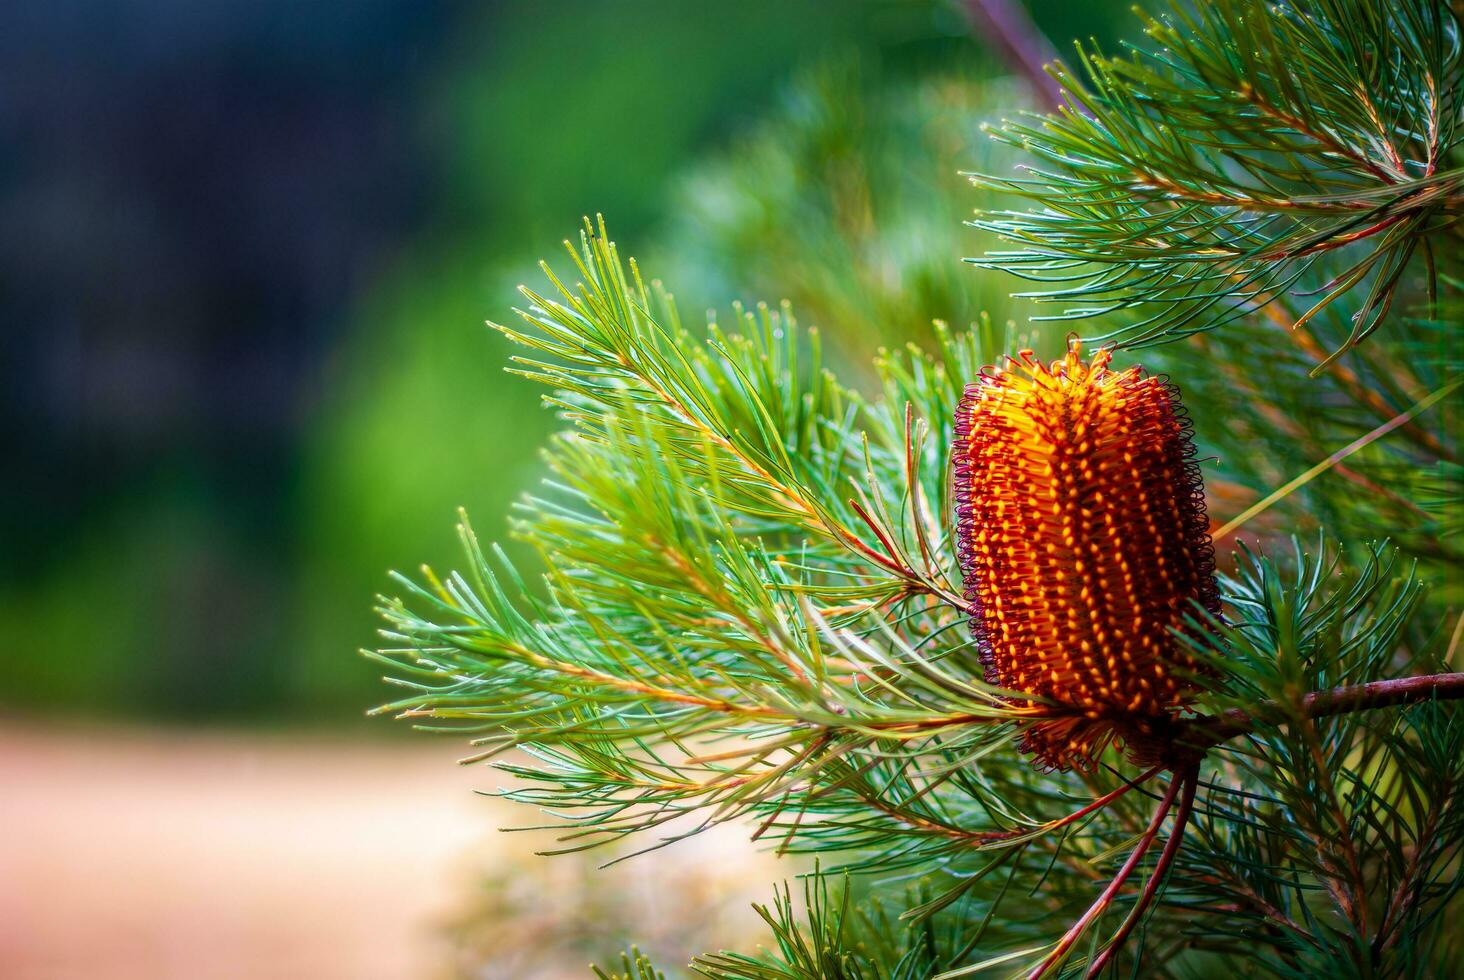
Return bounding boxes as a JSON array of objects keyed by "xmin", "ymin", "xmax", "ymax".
[
  {"xmin": 1, "ymin": 3, "xmax": 1138, "ymax": 977},
  {"xmin": 2, "ymin": 0, "xmax": 1129, "ymax": 727}
]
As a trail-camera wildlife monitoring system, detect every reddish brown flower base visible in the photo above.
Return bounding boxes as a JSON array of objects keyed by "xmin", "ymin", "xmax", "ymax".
[{"xmin": 953, "ymin": 342, "xmax": 1219, "ymax": 771}]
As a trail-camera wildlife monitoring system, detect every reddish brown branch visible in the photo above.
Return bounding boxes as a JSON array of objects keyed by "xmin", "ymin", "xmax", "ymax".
[
  {"xmin": 1237, "ymin": 83, "xmax": 1402, "ymax": 184},
  {"xmin": 1027, "ymin": 772, "xmax": 1185, "ymax": 978},
  {"xmin": 1187, "ymin": 672, "xmax": 1464, "ymax": 750},
  {"xmin": 1085, "ymin": 764, "xmax": 1200, "ymax": 977},
  {"xmin": 961, "ymin": 0, "xmax": 1066, "ymax": 111}
]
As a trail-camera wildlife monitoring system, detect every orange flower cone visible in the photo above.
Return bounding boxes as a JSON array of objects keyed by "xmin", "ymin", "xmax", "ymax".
[{"xmin": 953, "ymin": 342, "xmax": 1220, "ymax": 771}]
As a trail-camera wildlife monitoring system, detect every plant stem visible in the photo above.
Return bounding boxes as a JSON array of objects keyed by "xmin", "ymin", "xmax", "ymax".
[
  {"xmin": 1189, "ymin": 672, "xmax": 1464, "ymax": 748},
  {"xmin": 1211, "ymin": 377, "xmax": 1463, "ymax": 541},
  {"xmin": 1027, "ymin": 772, "xmax": 1185, "ymax": 978},
  {"xmin": 961, "ymin": 0, "xmax": 1065, "ymax": 111},
  {"xmin": 1084, "ymin": 764, "xmax": 1200, "ymax": 977}
]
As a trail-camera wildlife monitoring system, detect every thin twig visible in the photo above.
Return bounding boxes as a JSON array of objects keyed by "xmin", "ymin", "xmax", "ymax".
[
  {"xmin": 961, "ymin": 0, "xmax": 1065, "ymax": 111},
  {"xmin": 1027, "ymin": 773, "xmax": 1186, "ymax": 978},
  {"xmin": 1085, "ymin": 764, "xmax": 1201, "ymax": 977},
  {"xmin": 1212, "ymin": 377, "xmax": 1462, "ymax": 540}
]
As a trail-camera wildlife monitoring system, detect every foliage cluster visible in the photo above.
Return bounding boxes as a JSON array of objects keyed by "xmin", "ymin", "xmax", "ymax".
[{"xmin": 377, "ymin": 1, "xmax": 1463, "ymax": 976}]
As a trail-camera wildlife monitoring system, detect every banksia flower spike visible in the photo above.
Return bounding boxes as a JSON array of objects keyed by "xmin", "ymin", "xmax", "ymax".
[
  {"xmin": 954, "ymin": 341, "xmax": 1221, "ymax": 977},
  {"xmin": 953, "ymin": 341, "xmax": 1220, "ymax": 773}
]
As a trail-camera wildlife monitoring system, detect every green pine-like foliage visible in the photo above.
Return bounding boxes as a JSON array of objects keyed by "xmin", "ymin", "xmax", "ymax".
[{"xmin": 371, "ymin": 1, "xmax": 1463, "ymax": 976}]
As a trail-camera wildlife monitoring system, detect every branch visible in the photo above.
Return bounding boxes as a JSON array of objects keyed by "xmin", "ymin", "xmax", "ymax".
[
  {"xmin": 1189, "ymin": 672, "xmax": 1464, "ymax": 749},
  {"xmin": 960, "ymin": 0, "xmax": 1064, "ymax": 111}
]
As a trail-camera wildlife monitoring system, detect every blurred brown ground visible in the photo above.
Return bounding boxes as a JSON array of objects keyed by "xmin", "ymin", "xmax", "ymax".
[{"xmin": 0, "ymin": 724, "xmax": 779, "ymax": 979}]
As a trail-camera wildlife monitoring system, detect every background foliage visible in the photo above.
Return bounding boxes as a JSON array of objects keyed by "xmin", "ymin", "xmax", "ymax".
[{"xmin": 2, "ymin": 0, "xmax": 1126, "ymax": 722}]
